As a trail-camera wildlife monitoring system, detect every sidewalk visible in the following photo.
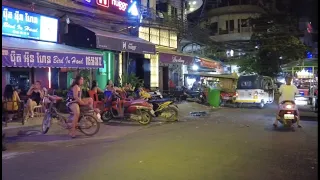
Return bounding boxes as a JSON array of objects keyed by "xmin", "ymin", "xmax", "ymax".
[{"xmin": 4, "ymin": 102, "xmax": 213, "ymax": 131}]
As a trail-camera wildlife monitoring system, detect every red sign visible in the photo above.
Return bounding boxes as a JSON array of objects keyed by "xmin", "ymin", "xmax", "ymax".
[
  {"xmin": 200, "ymin": 59, "xmax": 220, "ymax": 69},
  {"xmin": 96, "ymin": 0, "xmax": 128, "ymax": 11},
  {"xmin": 77, "ymin": 0, "xmax": 132, "ymax": 15}
]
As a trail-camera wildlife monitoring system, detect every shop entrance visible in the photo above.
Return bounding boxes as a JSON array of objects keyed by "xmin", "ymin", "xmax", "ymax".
[
  {"xmin": 8, "ymin": 68, "xmax": 31, "ymax": 95},
  {"xmin": 162, "ymin": 66, "xmax": 169, "ymax": 92}
]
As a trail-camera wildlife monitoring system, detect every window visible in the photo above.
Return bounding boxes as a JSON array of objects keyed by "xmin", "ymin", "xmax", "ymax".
[
  {"xmin": 171, "ymin": 6, "xmax": 178, "ymax": 17},
  {"xmin": 169, "ymin": 31, "xmax": 177, "ymax": 48},
  {"xmin": 160, "ymin": 29, "xmax": 170, "ymax": 47},
  {"xmin": 150, "ymin": 28, "xmax": 160, "ymax": 45},
  {"xmin": 210, "ymin": 22, "xmax": 218, "ymax": 35},
  {"xmin": 240, "ymin": 81, "xmax": 252, "ymax": 87},
  {"xmin": 225, "ymin": 20, "xmax": 229, "ymax": 31},
  {"xmin": 241, "ymin": 19, "xmax": 248, "ymax": 27},
  {"xmin": 138, "ymin": 27, "xmax": 177, "ymax": 48},
  {"xmin": 138, "ymin": 27, "xmax": 149, "ymax": 41},
  {"xmin": 230, "ymin": 20, "xmax": 234, "ymax": 32}
]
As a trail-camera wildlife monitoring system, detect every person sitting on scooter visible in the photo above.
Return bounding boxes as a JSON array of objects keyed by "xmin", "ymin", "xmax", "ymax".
[{"xmin": 273, "ymin": 76, "xmax": 301, "ymax": 128}]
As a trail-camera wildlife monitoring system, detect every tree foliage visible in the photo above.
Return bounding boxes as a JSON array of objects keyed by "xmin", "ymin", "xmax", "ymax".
[{"xmin": 237, "ymin": 13, "xmax": 307, "ymax": 77}]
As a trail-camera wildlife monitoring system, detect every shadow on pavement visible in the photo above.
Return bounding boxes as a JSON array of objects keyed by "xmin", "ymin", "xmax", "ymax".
[
  {"xmin": 263, "ymin": 126, "xmax": 301, "ymax": 132},
  {"xmin": 5, "ymin": 130, "xmax": 78, "ymax": 143},
  {"xmin": 103, "ymin": 121, "xmax": 145, "ymax": 127}
]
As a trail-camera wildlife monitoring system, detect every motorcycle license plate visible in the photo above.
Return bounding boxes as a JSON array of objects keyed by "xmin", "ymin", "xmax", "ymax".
[{"xmin": 284, "ymin": 114, "xmax": 294, "ymax": 119}]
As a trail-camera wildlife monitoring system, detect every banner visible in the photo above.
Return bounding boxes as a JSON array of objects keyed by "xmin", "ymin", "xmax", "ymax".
[{"xmin": 2, "ymin": 48, "xmax": 104, "ymax": 68}]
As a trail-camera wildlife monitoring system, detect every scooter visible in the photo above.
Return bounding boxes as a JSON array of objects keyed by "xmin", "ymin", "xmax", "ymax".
[
  {"xmin": 276, "ymin": 100, "xmax": 299, "ymax": 130},
  {"xmin": 101, "ymin": 92, "xmax": 155, "ymax": 125},
  {"xmin": 140, "ymin": 89, "xmax": 179, "ymax": 122}
]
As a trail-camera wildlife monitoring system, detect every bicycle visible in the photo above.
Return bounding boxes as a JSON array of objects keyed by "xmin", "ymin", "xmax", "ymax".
[{"xmin": 41, "ymin": 95, "xmax": 100, "ymax": 136}]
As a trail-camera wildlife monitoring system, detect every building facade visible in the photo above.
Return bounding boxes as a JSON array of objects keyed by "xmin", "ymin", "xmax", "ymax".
[
  {"xmin": 138, "ymin": 0, "xmax": 205, "ymax": 91},
  {"xmin": 2, "ymin": 0, "xmax": 157, "ymax": 92}
]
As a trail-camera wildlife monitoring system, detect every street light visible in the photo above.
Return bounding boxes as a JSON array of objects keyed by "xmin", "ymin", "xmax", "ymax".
[{"xmin": 192, "ymin": 64, "xmax": 199, "ymax": 71}]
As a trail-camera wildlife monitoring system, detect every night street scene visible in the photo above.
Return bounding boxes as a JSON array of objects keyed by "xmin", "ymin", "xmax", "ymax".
[{"xmin": 1, "ymin": 0, "xmax": 318, "ymax": 180}]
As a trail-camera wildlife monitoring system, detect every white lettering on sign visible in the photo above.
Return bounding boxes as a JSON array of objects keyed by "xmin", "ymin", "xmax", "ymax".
[
  {"xmin": 122, "ymin": 41, "xmax": 127, "ymax": 49},
  {"xmin": 128, "ymin": 43, "xmax": 137, "ymax": 51},
  {"xmin": 172, "ymin": 56, "xmax": 185, "ymax": 63},
  {"xmin": 111, "ymin": 0, "xmax": 128, "ymax": 11},
  {"xmin": 3, "ymin": 8, "xmax": 39, "ymax": 24}
]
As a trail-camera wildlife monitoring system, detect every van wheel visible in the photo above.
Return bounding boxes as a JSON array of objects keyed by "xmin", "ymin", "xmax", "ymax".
[{"xmin": 258, "ymin": 101, "xmax": 265, "ymax": 109}]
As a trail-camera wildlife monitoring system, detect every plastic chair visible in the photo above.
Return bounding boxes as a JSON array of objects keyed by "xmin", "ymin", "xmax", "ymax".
[{"xmin": 88, "ymin": 90, "xmax": 103, "ymax": 109}]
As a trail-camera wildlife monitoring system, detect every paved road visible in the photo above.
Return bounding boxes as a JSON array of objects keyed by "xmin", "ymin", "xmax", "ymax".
[{"xmin": 2, "ymin": 103, "xmax": 318, "ymax": 180}]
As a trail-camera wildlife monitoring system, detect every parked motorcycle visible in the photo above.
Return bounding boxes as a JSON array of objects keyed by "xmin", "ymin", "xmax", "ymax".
[
  {"xmin": 149, "ymin": 99, "xmax": 179, "ymax": 122},
  {"xmin": 276, "ymin": 100, "xmax": 299, "ymax": 130},
  {"xmin": 140, "ymin": 89, "xmax": 179, "ymax": 121},
  {"xmin": 101, "ymin": 92, "xmax": 155, "ymax": 125}
]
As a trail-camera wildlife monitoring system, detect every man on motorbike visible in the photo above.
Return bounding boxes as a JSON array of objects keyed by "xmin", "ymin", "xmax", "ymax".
[{"xmin": 273, "ymin": 76, "xmax": 301, "ymax": 128}]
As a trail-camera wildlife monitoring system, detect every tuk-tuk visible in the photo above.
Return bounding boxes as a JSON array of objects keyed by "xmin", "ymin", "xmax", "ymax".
[{"xmin": 235, "ymin": 75, "xmax": 275, "ymax": 108}]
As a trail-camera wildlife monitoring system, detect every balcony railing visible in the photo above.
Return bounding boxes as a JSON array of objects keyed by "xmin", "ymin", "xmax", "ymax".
[{"xmin": 210, "ymin": 27, "xmax": 253, "ymax": 36}]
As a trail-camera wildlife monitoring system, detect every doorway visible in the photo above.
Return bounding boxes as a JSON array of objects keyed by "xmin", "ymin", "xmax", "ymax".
[{"xmin": 163, "ymin": 66, "xmax": 169, "ymax": 92}]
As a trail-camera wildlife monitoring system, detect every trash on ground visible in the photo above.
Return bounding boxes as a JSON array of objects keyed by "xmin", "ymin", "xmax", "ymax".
[{"xmin": 190, "ymin": 111, "xmax": 207, "ymax": 116}]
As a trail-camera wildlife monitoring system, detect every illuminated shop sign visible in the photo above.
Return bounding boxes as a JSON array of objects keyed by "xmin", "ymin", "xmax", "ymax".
[
  {"xmin": 78, "ymin": 0, "xmax": 139, "ymax": 17},
  {"xmin": 2, "ymin": 6, "xmax": 58, "ymax": 42}
]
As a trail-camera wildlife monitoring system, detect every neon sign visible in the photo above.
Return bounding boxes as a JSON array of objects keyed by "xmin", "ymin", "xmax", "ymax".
[
  {"xmin": 110, "ymin": 0, "xmax": 128, "ymax": 11},
  {"xmin": 78, "ymin": 0, "xmax": 139, "ymax": 16},
  {"xmin": 96, "ymin": 0, "xmax": 109, "ymax": 8}
]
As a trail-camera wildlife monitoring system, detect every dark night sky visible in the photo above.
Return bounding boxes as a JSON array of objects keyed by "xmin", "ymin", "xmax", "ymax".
[
  {"xmin": 188, "ymin": 0, "xmax": 318, "ymax": 30},
  {"xmin": 291, "ymin": 0, "xmax": 318, "ymax": 29}
]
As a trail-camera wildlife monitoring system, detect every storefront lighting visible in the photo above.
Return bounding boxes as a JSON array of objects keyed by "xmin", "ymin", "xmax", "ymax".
[
  {"xmin": 192, "ymin": 64, "xmax": 199, "ymax": 71},
  {"xmin": 128, "ymin": 1, "xmax": 139, "ymax": 16},
  {"xmin": 108, "ymin": 52, "xmax": 111, "ymax": 80},
  {"xmin": 296, "ymin": 69, "xmax": 313, "ymax": 78},
  {"xmin": 48, "ymin": 67, "xmax": 51, "ymax": 89}
]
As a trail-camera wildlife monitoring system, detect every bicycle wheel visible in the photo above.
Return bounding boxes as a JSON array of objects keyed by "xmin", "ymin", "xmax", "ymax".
[
  {"xmin": 78, "ymin": 114, "xmax": 100, "ymax": 136},
  {"xmin": 42, "ymin": 112, "xmax": 51, "ymax": 134}
]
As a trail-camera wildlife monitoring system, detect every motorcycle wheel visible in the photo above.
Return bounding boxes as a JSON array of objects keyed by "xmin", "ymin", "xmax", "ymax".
[
  {"xmin": 138, "ymin": 111, "xmax": 152, "ymax": 125},
  {"xmin": 162, "ymin": 106, "xmax": 178, "ymax": 122},
  {"xmin": 101, "ymin": 110, "xmax": 113, "ymax": 122},
  {"xmin": 42, "ymin": 113, "xmax": 51, "ymax": 134}
]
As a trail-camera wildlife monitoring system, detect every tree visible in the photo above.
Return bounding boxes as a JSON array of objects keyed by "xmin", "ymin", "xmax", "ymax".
[{"xmin": 237, "ymin": 13, "xmax": 307, "ymax": 77}]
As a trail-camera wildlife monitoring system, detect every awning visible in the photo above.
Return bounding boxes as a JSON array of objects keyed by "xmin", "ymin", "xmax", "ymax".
[
  {"xmin": 157, "ymin": 48, "xmax": 194, "ymax": 65},
  {"xmin": 2, "ymin": 36, "xmax": 104, "ymax": 68},
  {"xmin": 84, "ymin": 27, "xmax": 156, "ymax": 54}
]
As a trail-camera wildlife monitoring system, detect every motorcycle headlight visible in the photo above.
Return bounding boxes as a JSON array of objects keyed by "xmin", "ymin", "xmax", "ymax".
[{"xmin": 285, "ymin": 104, "xmax": 294, "ymax": 109}]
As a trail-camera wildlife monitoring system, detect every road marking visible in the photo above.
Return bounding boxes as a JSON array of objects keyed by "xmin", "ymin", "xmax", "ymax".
[{"xmin": 2, "ymin": 151, "xmax": 34, "ymax": 160}]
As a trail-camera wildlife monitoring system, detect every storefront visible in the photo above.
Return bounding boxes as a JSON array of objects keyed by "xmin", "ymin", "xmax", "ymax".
[
  {"xmin": 52, "ymin": 0, "xmax": 156, "ymax": 89},
  {"xmin": 184, "ymin": 57, "xmax": 224, "ymax": 89},
  {"xmin": 2, "ymin": 6, "xmax": 104, "ymax": 94},
  {"xmin": 154, "ymin": 48, "xmax": 194, "ymax": 91}
]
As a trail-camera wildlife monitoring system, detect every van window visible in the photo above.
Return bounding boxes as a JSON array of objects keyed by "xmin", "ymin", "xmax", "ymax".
[{"xmin": 241, "ymin": 81, "xmax": 252, "ymax": 87}]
